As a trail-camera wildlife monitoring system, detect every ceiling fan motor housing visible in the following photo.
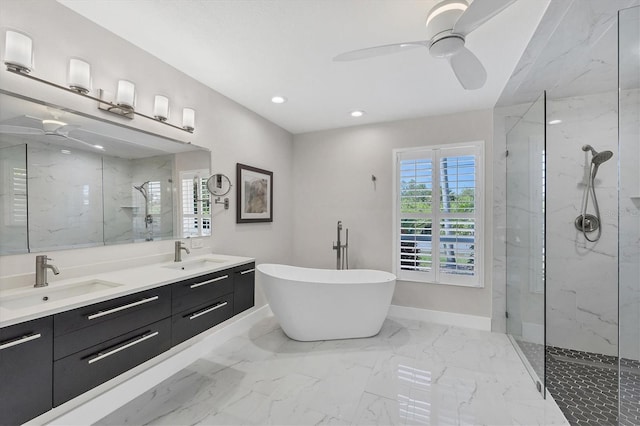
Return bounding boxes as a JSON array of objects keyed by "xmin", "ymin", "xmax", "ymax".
[{"xmin": 425, "ymin": 0, "xmax": 468, "ymax": 42}]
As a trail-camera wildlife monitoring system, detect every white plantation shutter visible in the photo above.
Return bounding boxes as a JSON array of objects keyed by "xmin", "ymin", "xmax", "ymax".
[
  {"xmin": 10, "ymin": 165, "xmax": 27, "ymax": 226},
  {"xmin": 180, "ymin": 170, "xmax": 211, "ymax": 237},
  {"xmin": 395, "ymin": 143, "xmax": 483, "ymax": 287}
]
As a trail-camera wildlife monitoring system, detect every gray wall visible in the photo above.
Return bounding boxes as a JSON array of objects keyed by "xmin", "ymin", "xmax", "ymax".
[
  {"xmin": 292, "ymin": 109, "xmax": 494, "ymax": 318},
  {"xmin": 0, "ymin": 0, "xmax": 294, "ymax": 308}
]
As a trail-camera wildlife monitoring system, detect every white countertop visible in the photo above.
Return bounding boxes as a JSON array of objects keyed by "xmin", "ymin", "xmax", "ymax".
[{"xmin": 0, "ymin": 254, "xmax": 254, "ymax": 328}]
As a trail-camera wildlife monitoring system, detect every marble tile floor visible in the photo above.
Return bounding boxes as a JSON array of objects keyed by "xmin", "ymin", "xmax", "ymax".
[{"xmin": 97, "ymin": 316, "xmax": 569, "ymax": 425}]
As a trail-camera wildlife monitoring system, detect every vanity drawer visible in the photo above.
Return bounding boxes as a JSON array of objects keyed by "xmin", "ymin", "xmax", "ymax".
[
  {"xmin": 172, "ymin": 270, "xmax": 234, "ymax": 314},
  {"xmin": 172, "ymin": 293, "xmax": 234, "ymax": 346},
  {"xmin": 54, "ymin": 286, "xmax": 171, "ymax": 341},
  {"xmin": 0, "ymin": 316, "xmax": 53, "ymax": 426},
  {"xmin": 53, "ymin": 317, "xmax": 171, "ymax": 407}
]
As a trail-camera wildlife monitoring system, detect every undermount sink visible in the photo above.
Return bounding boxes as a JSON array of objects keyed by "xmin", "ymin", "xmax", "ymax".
[
  {"xmin": 164, "ymin": 258, "xmax": 228, "ymax": 271},
  {"xmin": 0, "ymin": 280, "xmax": 123, "ymax": 311}
]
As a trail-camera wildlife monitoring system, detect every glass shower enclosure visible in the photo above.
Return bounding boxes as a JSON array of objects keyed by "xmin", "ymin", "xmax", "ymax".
[
  {"xmin": 505, "ymin": 93, "xmax": 546, "ymax": 396},
  {"xmin": 504, "ymin": 5, "xmax": 640, "ymax": 424},
  {"xmin": 618, "ymin": 5, "xmax": 640, "ymax": 425}
]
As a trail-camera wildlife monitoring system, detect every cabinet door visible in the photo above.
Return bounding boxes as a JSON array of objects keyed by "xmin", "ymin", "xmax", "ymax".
[
  {"xmin": 0, "ymin": 316, "xmax": 53, "ymax": 425},
  {"xmin": 233, "ymin": 263, "xmax": 255, "ymax": 315},
  {"xmin": 53, "ymin": 317, "xmax": 171, "ymax": 406}
]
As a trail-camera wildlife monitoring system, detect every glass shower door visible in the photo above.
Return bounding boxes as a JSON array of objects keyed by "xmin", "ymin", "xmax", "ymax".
[
  {"xmin": 618, "ymin": 6, "xmax": 640, "ymax": 425},
  {"xmin": 505, "ymin": 92, "xmax": 546, "ymax": 395}
]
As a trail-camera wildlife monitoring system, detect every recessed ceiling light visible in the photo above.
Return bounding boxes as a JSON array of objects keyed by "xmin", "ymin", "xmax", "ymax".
[
  {"xmin": 93, "ymin": 145, "xmax": 104, "ymax": 150},
  {"xmin": 548, "ymin": 119, "xmax": 562, "ymax": 125},
  {"xmin": 271, "ymin": 96, "xmax": 287, "ymax": 104},
  {"xmin": 350, "ymin": 110, "xmax": 365, "ymax": 117},
  {"xmin": 60, "ymin": 149, "xmax": 71, "ymax": 155}
]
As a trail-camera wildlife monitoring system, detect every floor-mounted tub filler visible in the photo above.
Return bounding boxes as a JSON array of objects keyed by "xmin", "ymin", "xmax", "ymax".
[{"xmin": 257, "ymin": 264, "xmax": 396, "ymax": 341}]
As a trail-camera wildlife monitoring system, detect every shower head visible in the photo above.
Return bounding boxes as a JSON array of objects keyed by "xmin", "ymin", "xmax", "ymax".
[
  {"xmin": 582, "ymin": 145, "xmax": 613, "ymax": 164},
  {"xmin": 133, "ymin": 181, "xmax": 150, "ymax": 200},
  {"xmin": 592, "ymin": 150, "xmax": 613, "ymax": 165},
  {"xmin": 582, "ymin": 145, "xmax": 613, "ymax": 178}
]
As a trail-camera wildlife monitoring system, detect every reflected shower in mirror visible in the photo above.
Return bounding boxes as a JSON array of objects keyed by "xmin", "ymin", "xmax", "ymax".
[{"xmin": 0, "ymin": 90, "xmax": 211, "ymax": 255}]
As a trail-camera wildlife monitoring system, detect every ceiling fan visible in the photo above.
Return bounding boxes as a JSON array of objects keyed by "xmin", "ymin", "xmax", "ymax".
[
  {"xmin": 333, "ymin": 0, "xmax": 516, "ymax": 90},
  {"xmin": 0, "ymin": 116, "xmax": 104, "ymax": 150}
]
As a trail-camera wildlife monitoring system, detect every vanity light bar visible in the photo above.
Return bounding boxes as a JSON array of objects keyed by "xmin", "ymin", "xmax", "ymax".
[
  {"xmin": 6, "ymin": 68, "xmax": 195, "ymax": 133},
  {"xmin": 3, "ymin": 31, "xmax": 195, "ymax": 133}
]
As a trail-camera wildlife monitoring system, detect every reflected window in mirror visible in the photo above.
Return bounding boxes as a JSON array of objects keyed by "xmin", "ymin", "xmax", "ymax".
[
  {"xmin": 0, "ymin": 144, "xmax": 28, "ymax": 254},
  {"xmin": 180, "ymin": 169, "xmax": 211, "ymax": 238}
]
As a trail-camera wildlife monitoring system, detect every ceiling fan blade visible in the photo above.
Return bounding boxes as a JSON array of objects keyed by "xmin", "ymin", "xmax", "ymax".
[
  {"xmin": 58, "ymin": 124, "xmax": 80, "ymax": 132},
  {"xmin": 453, "ymin": 0, "xmax": 516, "ymax": 36},
  {"xmin": 54, "ymin": 124, "xmax": 81, "ymax": 136},
  {"xmin": 333, "ymin": 41, "xmax": 429, "ymax": 62},
  {"xmin": 448, "ymin": 47, "xmax": 487, "ymax": 90},
  {"xmin": 65, "ymin": 135, "xmax": 104, "ymax": 150},
  {"xmin": 0, "ymin": 124, "xmax": 45, "ymax": 135}
]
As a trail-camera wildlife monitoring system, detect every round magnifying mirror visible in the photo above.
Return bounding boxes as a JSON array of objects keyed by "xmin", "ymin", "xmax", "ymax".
[{"xmin": 206, "ymin": 173, "xmax": 232, "ymax": 196}]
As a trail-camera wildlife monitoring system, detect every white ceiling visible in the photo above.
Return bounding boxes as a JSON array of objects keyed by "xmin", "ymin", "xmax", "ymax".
[{"xmin": 58, "ymin": 0, "xmax": 550, "ymax": 135}]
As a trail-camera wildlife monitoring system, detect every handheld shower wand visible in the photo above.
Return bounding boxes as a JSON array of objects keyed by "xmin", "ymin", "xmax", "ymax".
[
  {"xmin": 134, "ymin": 181, "xmax": 153, "ymax": 239},
  {"xmin": 575, "ymin": 145, "xmax": 613, "ymax": 242}
]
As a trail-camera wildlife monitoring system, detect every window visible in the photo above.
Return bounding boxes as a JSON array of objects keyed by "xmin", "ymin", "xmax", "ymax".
[
  {"xmin": 394, "ymin": 142, "xmax": 483, "ymax": 287},
  {"xmin": 180, "ymin": 170, "xmax": 211, "ymax": 238},
  {"xmin": 7, "ymin": 164, "xmax": 27, "ymax": 227}
]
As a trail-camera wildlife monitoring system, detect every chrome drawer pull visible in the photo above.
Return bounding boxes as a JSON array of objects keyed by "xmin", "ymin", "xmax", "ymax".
[
  {"xmin": 189, "ymin": 275, "xmax": 228, "ymax": 289},
  {"xmin": 87, "ymin": 331, "xmax": 159, "ymax": 364},
  {"xmin": 0, "ymin": 333, "xmax": 41, "ymax": 350},
  {"xmin": 188, "ymin": 301, "xmax": 228, "ymax": 320},
  {"xmin": 87, "ymin": 296, "xmax": 159, "ymax": 320},
  {"xmin": 240, "ymin": 268, "xmax": 255, "ymax": 275}
]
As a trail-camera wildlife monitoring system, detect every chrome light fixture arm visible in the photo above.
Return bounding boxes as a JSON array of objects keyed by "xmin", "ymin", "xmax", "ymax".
[{"xmin": 6, "ymin": 68, "xmax": 193, "ymax": 133}]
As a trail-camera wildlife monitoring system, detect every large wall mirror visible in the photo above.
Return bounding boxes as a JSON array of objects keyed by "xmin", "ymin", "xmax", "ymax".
[{"xmin": 0, "ymin": 91, "xmax": 211, "ymax": 255}]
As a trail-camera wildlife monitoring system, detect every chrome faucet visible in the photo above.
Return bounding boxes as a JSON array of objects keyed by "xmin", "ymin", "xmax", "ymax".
[
  {"xmin": 174, "ymin": 241, "xmax": 190, "ymax": 262},
  {"xmin": 35, "ymin": 255, "xmax": 60, "ymax": 287}
]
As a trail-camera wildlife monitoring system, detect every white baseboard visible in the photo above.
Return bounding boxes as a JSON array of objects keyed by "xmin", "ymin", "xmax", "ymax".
[
  {"xmin": 40, "ymin": 305, "xmax": 272, "ymax": 426},
  {"xmin": 388, "ymin": 304, "xmax": 491, "ymax": 331}
]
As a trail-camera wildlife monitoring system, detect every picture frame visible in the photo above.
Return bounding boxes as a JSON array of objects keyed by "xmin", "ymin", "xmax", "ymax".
[{"xmin": 236, "ymin": 163, "xmax": 273, "ymax": 223}]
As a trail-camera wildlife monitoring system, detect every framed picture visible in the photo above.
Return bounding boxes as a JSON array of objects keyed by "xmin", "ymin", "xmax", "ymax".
[{"xmin": 236, "ymin": 163, "xmax": 273, "ymax": 223}]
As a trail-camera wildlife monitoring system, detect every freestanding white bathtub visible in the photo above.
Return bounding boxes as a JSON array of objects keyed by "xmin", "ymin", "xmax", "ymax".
[{"xmin": 257, "ymin": 264, "xmax": 396, "ymax": 341}]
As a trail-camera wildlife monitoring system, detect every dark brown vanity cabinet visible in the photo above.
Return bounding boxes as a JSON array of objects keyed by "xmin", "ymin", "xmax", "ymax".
[
  {"xmin": 171, "ymin": 270, "xmax": 235, "ymax": 346},
  {"xmin": 0, "ymin": 316, "xmax": 53, "ymax": 426},
  {"xmin": 1, "ymin": 260, "xmax": 256, "ymax": 423},
  {"xmin": 52, "ymin": 286, "xmax": 172, "ymax": 406},
  {"xmin": 233, "ymin": 262, "xmax": 255, "ymax": 315}
]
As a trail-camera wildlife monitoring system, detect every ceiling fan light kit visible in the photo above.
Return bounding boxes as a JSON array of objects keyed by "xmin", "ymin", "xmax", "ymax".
[
  {"xmin": 425, "ymin": 0, "xmax": 468, "ymax": 41},
  {"xmin": 333, "ymin": 0, "xmax": 516, "ymax": 90}
]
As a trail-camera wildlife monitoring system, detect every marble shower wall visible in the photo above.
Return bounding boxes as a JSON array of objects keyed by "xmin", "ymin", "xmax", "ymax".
[
  {"xmin": 545, "ymin": 91, "xmax": 619, "ymax": 356},
  {"xmin": 22, "ymin": 146, "xmax": 175, "ymax": 251},
  {"xmin": 619, "ymin": 87, "xmax": 640, "ymax": 362},
  {"xmin": 103, "ymin": 157, "xmax": 134, "ymax": 244},
  {"xmin": 28, "ymin": 143, "xmax": 104, "ymax": 251}
]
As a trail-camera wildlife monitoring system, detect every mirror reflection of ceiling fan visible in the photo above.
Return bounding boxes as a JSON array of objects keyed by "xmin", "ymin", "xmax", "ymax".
[
  {"xmin": 333, "ymin": 0, "xmax": 516, "ymax": 90},
  {"xmin": 0, "ymin": 115, "xmax": 105, "ymax": 150}
]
